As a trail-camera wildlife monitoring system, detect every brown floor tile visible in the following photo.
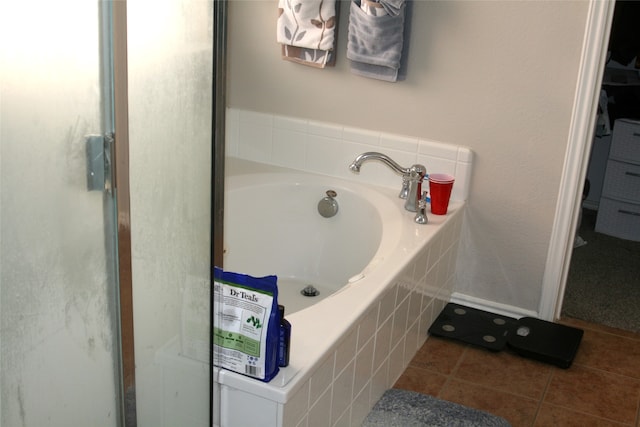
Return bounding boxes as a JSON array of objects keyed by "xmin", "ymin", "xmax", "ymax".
[
  {"xmin": 409, "ymin": 336, "xmax": 466, "ymax": 375},
  {"xmin": 397, "ymin": 322, "xmax": 640, "ymax": 427},
  {"xmin": 393, "ymin": 365, "xmax": 447, "ymax": 396},
  {"xmin": 533, "ymin": 403, "xmax": 631, "ymax": 426},
  {"xmin": 453, "ymin": 345, "xmax": 553, "ymax": 400},
  {"xmin": 438, "ymin": 378, "xmax": 539, "ymax": 427},
  {"xmin": 544, "ymin": 364, "xmax": 640, "ymax": 425},
  {"xmin": 572, "ymin": 328, "xmax": 640, "ymax": 379}
]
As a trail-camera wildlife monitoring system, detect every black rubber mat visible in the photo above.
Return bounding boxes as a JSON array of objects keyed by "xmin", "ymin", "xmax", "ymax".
[
  {"xmin": 429, "ymin": 303, "xmax": 583, "ymax": 368},
  {"xmin": 507, "ymin": 316, "xmax": 584, "ymax": 369},
  {"xmin": 428, "ymin": 303, "xmax": 518, "ymax": 351}
]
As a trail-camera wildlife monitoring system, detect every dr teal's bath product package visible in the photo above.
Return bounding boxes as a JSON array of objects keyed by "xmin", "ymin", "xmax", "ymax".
[{"xmin": 213, "ymin": 267, "xmax": 280, "ymax": 382}]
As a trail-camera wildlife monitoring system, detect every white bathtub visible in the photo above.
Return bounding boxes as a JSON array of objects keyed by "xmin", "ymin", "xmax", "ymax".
[
  {"xmin": 223, "ymin": 172, "xmax": 402, "ymax": 314},
  {"xmin": 215, "ymin": 159, "xmax": 465, "ymax": 427}
]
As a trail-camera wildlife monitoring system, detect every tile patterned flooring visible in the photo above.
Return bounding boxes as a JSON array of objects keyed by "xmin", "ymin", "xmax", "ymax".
[{"xmin": 394, "ymin": 317, "xmax": 640, "ymax": 426}]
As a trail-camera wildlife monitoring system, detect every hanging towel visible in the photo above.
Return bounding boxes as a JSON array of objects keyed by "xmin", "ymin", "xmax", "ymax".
[
  {"xmin": 347, "ymin": 0, "xmax": 407, "ymax": 82},
  {"xmin": 277, "ymin": 0, "xmax": 338, "ymax": 68},
  {"xmin": 280, "ymin": 44, "xmax": 336, "ymax": 68}
]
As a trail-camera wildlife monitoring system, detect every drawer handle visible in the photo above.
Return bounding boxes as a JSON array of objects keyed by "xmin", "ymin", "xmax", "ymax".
[
  {"xmin": 625, "ymin": 171, "xmax": 640, "ymax": 178},
  {"xmin": 618, "ymin": 209, "xmax": 640, "ymax": 217}
]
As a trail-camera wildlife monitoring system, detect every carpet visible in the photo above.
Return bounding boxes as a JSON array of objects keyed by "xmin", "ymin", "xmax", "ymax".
[
  {"xmin": 362, "ymin": 389, "xmax": 511, "ymax": 427},
  {"xmin": 562, "ymin": 209, "xmax": 640, "ymax": 333}
]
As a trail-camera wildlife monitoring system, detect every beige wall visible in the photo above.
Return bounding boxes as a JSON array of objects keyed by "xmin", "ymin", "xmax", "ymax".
[{"xmin": 226, "ymin": 0, "xmax": 590, "ymax": 313}]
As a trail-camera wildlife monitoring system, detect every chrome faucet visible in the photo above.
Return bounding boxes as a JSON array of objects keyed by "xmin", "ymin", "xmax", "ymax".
[{"xmin": 349, "ymin": 152, "xmax": 426, "ymax": 212}]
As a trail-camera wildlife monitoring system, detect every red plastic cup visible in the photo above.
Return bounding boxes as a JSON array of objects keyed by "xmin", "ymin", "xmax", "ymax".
[{"xmin": 429, "ymin": 173, "xmax": 455, "ymax": 215}]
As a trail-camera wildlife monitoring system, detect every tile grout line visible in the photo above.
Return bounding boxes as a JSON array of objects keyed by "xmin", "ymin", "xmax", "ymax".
[
  {"xmin": 530, "ymin": 365, "xmax": 556, "ymax": 426},
  {"xmin": 436, "ymin": 343, "xmax": 469, "ymax": 399}
]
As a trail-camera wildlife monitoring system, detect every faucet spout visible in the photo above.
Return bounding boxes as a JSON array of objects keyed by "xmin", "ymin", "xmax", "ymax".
[
  {"xmin": 349, "ymin": 152, "xmax": 426, "ymax": 212},
  {"xmin": 349, "ymin": 152, "xmax": 410, "ymax": 176}
]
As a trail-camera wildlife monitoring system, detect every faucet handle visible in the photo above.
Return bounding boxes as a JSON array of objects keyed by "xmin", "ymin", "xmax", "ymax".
[
  {"xmin": 414, "ymin": 192, "xmax": 429, "ymax": 225},
  {"xmin": 399, "ymin": 177, "xmax": 410, "ymax": 199}
]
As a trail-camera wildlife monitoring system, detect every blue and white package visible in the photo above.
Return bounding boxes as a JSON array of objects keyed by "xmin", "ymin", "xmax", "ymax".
[{"xmin": 213, "ymin": 267, "xmax": 280, "ymax": 382}]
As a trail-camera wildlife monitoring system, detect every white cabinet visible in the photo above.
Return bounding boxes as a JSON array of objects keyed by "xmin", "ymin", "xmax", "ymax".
[{"xmin": 595, "ymin": 119, "xmax": 640, "ymax": 241}]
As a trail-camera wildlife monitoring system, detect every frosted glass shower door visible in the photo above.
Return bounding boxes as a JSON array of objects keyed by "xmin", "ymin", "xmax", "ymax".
[
  {"xmin": 1, "ymin": 2, "xmax": 122, "ymax": 426},
  {"xmin": 126, "ymin": 1, "xmax": 213, "ymax": 426}
]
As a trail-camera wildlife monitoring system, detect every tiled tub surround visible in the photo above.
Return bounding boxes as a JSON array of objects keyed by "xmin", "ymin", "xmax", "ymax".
[
  {"xmin": 225, "ymin": 108, "xmax": 473, "ymax": 203},
  {"xmin": 214, "ymin": 111, "xmax": 473, "ymax": 426},
  {"xmin": 215, "ymin": 166, "xmax": 465, "ymax": 426}
]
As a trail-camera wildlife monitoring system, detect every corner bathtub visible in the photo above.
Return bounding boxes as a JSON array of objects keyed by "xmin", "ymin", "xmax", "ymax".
[{"xmin": 215, "ymin": 162, "xmax": 465, "ymax": 427}]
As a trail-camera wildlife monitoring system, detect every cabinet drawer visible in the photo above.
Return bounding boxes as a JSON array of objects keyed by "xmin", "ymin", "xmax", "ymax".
[
  {"xmin": 602, "ymin": 160, "xmax": 640, "ymax": 202},
  {"xmin": 610, "ymin": 119, "xmax": 640, "ymax": 163},
  {"xmin": 595, "ymin": 197, "xmax": 640, "ymax": 242}
]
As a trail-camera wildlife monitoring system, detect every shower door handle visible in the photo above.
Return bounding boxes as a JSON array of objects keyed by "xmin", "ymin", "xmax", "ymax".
[{"xmin": 85, "ymin": 132, "xmax": 114, "ymax": 192}]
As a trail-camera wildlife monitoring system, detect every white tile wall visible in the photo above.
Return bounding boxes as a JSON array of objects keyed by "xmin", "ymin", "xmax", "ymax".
[{"xmin": 226, "ymin": 108, "xmax": 473, "ymax": 202}]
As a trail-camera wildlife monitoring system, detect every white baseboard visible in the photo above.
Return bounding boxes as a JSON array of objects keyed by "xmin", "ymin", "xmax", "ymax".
[{"xmin": 449, "ymin": 292, "xmax": 538, "ymax": 319}]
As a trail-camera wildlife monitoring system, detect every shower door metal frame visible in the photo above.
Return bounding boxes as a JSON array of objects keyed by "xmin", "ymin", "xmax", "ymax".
[
  {"xmin": 212, "ymin": 0, "xmax": 227, "ymax": 270},
  {"xmin": 211, "ymin": 1, "xmax": 227, "ymax": 424},
  {"xmin": 101, "ymin": 1, "xmax": 136, "ymax": 425}
]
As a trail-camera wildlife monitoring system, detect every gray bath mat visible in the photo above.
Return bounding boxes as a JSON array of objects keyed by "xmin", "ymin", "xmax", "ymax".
[{"xmin": 363, "ymin": 389, "xmax": 511, "ymax": 427}]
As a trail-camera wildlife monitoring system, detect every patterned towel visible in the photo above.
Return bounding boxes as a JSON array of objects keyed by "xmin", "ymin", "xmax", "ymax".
[{"xmin": 277, "ymin": 0, "xmax": 338, "ymax": 68}]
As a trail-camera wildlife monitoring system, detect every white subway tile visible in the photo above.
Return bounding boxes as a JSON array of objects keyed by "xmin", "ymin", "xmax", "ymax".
[
  {"xmin": 357, "ymin": 305, "xmax": 379, "ymax": 351},
  {"xmin": 334, "ymin": 328, "xmax": 357, "ymax": 378},
  {"xmin": 387, "ymin": 338, "xmax": 406, "ymax": 385},
  {"xmin": 342, "ymin": 126, "xmax": 380, "ymax": 146},
  {"xmin": 229, "ymin": 109, "xmax": 473, "ymax": 204},
  {"xmin": 353, "ymin": 338, "xmax": 374, "ymax": 396},
  {"xmin": 295, "ymin": 414, "xmax": 308, "ymax": 427},
  {"xmin": 370, "ymin": 360, "xmax": 389, "ymax": 407},
  {"xmin": 237, "ymin": 122, "xmax": 272, "ymax": 163},
  {"xmin": 240, "ymin": 109, "xmax": 273, "ymax": 127},
  {"xmin": 407, "ymin": 292, "xmax": 422, "ymax": 340},
  {"xmin": 419, "ymin": 154, "xmax": 456, "ymax": 178},
  {"xmin": 309, "ymin": 354, "xmax": 335, "ymax": 407},
  {"xmin": 373, "ymin": 316, "xmax": 392, "ymax": 372},
  {"xmin": 377, "ymin": 286, "xmax": 397, "ymax": 326},
  {"xmin": 380, "ymin": 133, "xmax": 419, "ymax": 153},
  {"xmin": 307, "ymin": 386, "xmax": 332, "ymax": 427},
  {"xmin": 274, "ymin": 115, "xmax": 308, "ymax": 132},
  {"xmin": 350, "ymin": 383, "xmax": 372, "ymax": 427},
  {"xmin": 308, "ymin": 120, "xmax": 343, "ymax": 139},
  {"xmin": 283, "ymin": 381, "xmax": 310, "ymax": 427},
  {"xmin": 457, "ymin": 146, "xmax": 473, "ymax": 163},
  {"xmin": 392, "ymin": 297, "xmax": 410, "ymax": 342},
  {"xmin": 331, "ymin": 361, "xmax": 354, "ymax": 425},
  {"xmin": 305, "ymin": 134, "xmax": 345, "ymax": 176},
  {"xmin": 332, "ymin": 406, "xmax": 351, "ymax": 427},
  {"xmin": 418, "ymin": 139, "xmax": 458, "ymax": 160},
  {"xmin": 272, "ymin": 128, "xmax": 306, "ymax": 169},
  {"xmin": 404, "ymin": 318, "xmax": 421, "ymax": 366},
  {"xmin": 419, "ymin": 300, "xmax": 434, "ymax": 338}
]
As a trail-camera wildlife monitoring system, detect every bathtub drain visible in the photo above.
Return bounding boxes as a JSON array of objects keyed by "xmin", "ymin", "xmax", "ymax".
[{"xmin": 301, "ymin": 285, "xmax": 320, "ymax": 297}]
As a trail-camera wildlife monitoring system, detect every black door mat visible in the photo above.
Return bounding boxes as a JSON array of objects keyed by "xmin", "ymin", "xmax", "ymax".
[
  {"xmin": 507, "ymin": 316, "xmax": 584, "ymax": 369},
  {"xmin": 429, "ymin": 303, "xmax": 583, "ymax": 368},
  {"xmin": 428, "ymin": 303, "xmax": 518, "ymax": 351}
]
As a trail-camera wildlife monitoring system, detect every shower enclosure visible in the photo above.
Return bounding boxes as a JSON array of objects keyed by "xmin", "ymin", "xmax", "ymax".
[{"xmin": 1, "ymin": 1, "xmax": 213, "ymax": 425}]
